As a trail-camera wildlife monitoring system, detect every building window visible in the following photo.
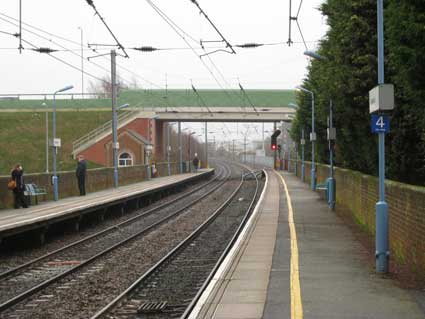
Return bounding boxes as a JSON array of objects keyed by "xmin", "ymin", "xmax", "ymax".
[{"xmin": 119, "ymin": 152, "xmax": 133, "ymax": 167}]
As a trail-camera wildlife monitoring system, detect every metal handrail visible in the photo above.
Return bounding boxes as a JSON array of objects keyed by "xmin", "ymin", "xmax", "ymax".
[{"xmin": 72, "ymin": 110, "xmax": 139, "ymax": 152}]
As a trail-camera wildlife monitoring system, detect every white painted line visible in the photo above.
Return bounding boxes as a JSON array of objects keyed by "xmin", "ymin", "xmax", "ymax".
[{"xmin": 188, "ymin": 170, "xmax": 269, "ymax": 319}]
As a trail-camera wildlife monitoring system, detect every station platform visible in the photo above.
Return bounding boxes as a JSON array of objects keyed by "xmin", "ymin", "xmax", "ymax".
[
  {"xmin": 191, "ymin": 170, "xmax": 425, "ymax": 319},
  {"xmin": 0, "ymin": 169, "xmax": 214, "ymax": 242}
]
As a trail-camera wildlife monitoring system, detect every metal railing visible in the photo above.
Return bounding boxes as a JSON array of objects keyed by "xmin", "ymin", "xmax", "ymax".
[{"xmin": 72, "ymin": 110, "xmax": 140, "ymax": 153}]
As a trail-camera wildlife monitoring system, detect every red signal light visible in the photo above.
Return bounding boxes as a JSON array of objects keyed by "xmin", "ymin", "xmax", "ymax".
[{"xmin": 271, "ymin": 144, "xmax": 277, "ymax": 151}]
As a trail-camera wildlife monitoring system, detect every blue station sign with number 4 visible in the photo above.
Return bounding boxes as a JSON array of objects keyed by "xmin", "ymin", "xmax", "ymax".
[{"xmin": 371, "ymin": 115, "xmax": 390, "ymax": 134}]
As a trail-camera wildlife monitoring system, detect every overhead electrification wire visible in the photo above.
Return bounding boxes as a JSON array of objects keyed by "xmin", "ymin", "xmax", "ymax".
[
  {"xmin": 191, "ymin": 83, "xmax": 212, "ymax": 115},
  {"xmin": 0, "ymin": 15, "xmax": 124, "ymax": 83},
  {"xmin": 144, "ymin": 0, "xmax": 249, "ymax": 110},
  {"xmin": 0, "ymin": 13, "xmax": 165, "ymax": 91},
  {"xmin": 238, "ymin": 83, "xmax": 259, "ymax": 115},
  {"xmin": 84, "ymin": 0, "xmax": 129, "ymax": 58},
  {"xmin": 144, "ymin": 0, "xmax": 233, "ymax": 98},
  {"xmin": 188, "ymin": 0, "xmax": 236, "ymax": 56},
  {"xmin": 287, "ymin": 0, "xmax": 308, "ymax": 50},
  {"xmin": 0, "ymin": 17, "xmax": 170, "ymax": 107},
  {"xmin": 6, "ymin": 34, "xmax": 110, "ymax": 85},
  {"xmin": 0, "ymin": 12, "xmax": 81, "ymax": 47}
]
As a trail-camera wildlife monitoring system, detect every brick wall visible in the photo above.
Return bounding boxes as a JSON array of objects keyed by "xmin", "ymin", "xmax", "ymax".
[
  {"xmin": 291, "ymin": 159, "xmax": 425, "ymax": 282},
  {"xmin": 0, "ymin": 162, "xmax": 179, "ymax": 210}
]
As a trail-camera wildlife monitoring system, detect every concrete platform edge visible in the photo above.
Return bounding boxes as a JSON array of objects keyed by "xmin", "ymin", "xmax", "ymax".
[{"xmin": 188, "ymin": 170, "xmax": 270, "ymax": 319}]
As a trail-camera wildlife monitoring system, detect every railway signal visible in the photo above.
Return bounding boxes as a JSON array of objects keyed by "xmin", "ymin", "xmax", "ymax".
[{"xmin": 271, "ymin": 129, "xmax": 281, "ymax": 150}]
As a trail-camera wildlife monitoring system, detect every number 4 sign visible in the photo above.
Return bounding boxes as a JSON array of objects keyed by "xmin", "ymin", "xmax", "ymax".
[{"xmin": 371, "ymin": 115, "xmax": 390, "ymax": 134}]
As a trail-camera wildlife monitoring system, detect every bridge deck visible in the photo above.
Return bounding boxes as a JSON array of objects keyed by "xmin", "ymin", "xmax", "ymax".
[{"xmin": 0, "ymin": 169, "xmax": 214, "ymax": 240}]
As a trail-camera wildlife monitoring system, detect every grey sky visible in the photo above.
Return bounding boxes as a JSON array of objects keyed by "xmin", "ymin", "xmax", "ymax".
[
  {"xmin": 0, "ymin": 0, "xmax": 327, "ymax": 93},
  {"xmin": 0, "ymin": 1, "xmax": 327, "ymax": 147}
]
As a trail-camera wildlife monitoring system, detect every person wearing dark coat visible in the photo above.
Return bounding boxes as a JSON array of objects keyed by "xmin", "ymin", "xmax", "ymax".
[
  {"xmin": 192, "ymin": 153, "xmax": 199, "ymax": 173},
  {"xmin": 11, "ymin": 164, "xmax": 28, "ymax": 209},
  {"xmin": 76, "ymin": 155, "xmax": 87, "ymax": 196}
]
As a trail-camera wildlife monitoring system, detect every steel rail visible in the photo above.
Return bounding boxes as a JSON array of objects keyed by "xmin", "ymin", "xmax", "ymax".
[
  {"xmin": 0, "ymin": 164, "xmax": 231, "ymax": 313},
  {"xmin": 90, "ymin": 164, "xmax": 258, "ymax": 319},
  {"xmin": 181, "ymin": 168, "xmax": 261, "ymax": 318},
  {"xmin": 0, "ymin": 165, "xmax": 223, "ymax": 282}
]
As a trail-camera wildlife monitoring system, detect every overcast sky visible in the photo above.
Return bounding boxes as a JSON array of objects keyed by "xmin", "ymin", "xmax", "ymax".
[
  {"xmin": 0, "ymin": 0, "xmax": 327, "ymax": 93},
  {"xmin": 0, "ymin": 0, "xmax": 327, "ymax": 147}
]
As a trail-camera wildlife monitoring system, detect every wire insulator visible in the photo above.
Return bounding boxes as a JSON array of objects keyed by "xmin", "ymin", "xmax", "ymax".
[
  {"xmin": 32, "ymin": 47, "xmax": 58, "ymax": 53},
  {"xmin": 132, "ymin": 46, "xmax": 159, "ymax": 52},
  {"xmin": 236, "ymin": 43, "xmax": 264, "ymax": 48}
]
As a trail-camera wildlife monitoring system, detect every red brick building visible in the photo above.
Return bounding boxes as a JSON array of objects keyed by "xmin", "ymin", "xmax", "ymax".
[{"xmin": 74, "ymin": 115, "xmax": 167, "ymax": 167}]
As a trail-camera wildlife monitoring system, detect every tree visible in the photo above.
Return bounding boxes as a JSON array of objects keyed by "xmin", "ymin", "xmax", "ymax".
[
  {"xmin": 385, "ymin": 1, "xmax": 425, "ymax": 184},
  {"xmin": 291, "ymin": 0, "xmax": 425, "ymax": 185},
  {"xmin": 87, "ymin": 74, "xmax": 129, "ymax": 97}
]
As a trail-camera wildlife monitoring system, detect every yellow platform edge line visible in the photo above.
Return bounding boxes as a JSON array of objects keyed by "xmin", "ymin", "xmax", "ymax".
[{"xmin": 275, "ymin": 170, "xmax": 303, "ymax": 319}]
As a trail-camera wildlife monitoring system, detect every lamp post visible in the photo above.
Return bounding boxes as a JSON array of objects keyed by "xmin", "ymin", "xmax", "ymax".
[
  {"xmin": 52, "ymin": 85, "xmax": 74, "ymax": 201},
  {"xmin": 146, "ymin": 115, "xmax": 159, "ymax": 179},
  {"xmin": 112, "ymin": 103, "xmax": 129, "ymax": 188},
  {"xmin": 303, "ymin": 51, "xmax": 336, "ymax": 210},
  {"xmin": 42, "ymin": 102, "xmax": 49, "ymax": 173},
  {"xmin": 375, "ymin": 0, "xmax": 389, "ymax": 274},
  {"xmin": 298, "ymin": 87, "xmax": 316, "ymax": 190},
  {"xmin": 327, "ymin": 100, "xmax": 336, "ymax": 210},
  {"xmin": 287, "ymin": 128, "xmax": 291, "ymax": 172},
  {"xmin": 301, "ymin": 128, "xmax": 305, "ymax": 182},
  {"xmin": 288, "ymin": 103, "xmax": 299, "ymax": 174}
]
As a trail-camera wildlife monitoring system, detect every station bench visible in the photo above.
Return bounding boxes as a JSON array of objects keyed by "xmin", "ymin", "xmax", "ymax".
[
  {"xmin": 25, "ymin": 183, "xmax": 47, "ymax": 205},
  {"xmin": 316, "ymin": 182, "xmax": 328, "ymax": 200}
]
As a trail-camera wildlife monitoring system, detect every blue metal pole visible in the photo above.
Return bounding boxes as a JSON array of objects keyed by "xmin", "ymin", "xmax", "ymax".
[
  {"xmin": 376, "ymin": 0, "xmax": 389, "ymax": 274},
  {"xmin": 52, "ymin": 93, "xmax": 58, "ymax": 201},
  {"xmin": 328, "ymin": 99, "xmax": 335, "ymax": 210},
  {"xmin": 311, "ymin": 93, "xmax": 316, "ymax": 190},
  {"xmin": 288, "ymin": 143, "xmax": 291, "ymax": 172},
  {"xmin": 301, "ymin": 129, "xmax": 305, "ymax": 182}
]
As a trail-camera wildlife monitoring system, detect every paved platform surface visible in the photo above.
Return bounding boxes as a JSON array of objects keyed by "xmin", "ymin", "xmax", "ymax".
[
  {"xmin": 193, "ymin": 170, "xmax": 425, "ymax": 319},
  {"xmin": 0, "ymin": 169, "xmax": 213, "ymax": 238}
]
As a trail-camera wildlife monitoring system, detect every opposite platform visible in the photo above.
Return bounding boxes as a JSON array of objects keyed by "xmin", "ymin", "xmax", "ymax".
[
  {"xmin": 192, "ymin": 170, "xmax": 425, "ymax": 319},
  {"xmin": 0, "ymin": 169, "xmax": 214, "ymax": 241}
]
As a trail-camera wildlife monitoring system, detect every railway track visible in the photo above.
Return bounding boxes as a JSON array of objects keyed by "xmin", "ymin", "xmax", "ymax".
[
  {"xmin": 91, "ymin": 166, "xmax": 263, "ymax": 319},
  {"xmin": 0, "ymin": 163, "xmax": 233, "ymax": 316}
]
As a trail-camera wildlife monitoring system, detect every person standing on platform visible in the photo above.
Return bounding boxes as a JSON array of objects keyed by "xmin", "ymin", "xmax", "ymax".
[
  {"xmin": 11, "ymin": 164, "xmax": 28, "ymax": 209},
  {"xmin": 76, "ymin": 155, "xmax": 87, "ymax": 196},
  {"xmin": 192, "ymin": 153, "xmax": 199, "ymax": 173}
]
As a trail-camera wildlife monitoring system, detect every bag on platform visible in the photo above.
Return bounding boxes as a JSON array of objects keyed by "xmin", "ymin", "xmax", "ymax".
[{"xmin": 7, "ymin": 179, "xmax": 16, "ymax": 190}]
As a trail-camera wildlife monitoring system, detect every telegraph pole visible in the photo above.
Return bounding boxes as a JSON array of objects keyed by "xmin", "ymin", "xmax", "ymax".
[
  {"xmin": 111, "ymin": 50, "xmax": 119, "ymax": 188},
  {"xmin": 273, "ymin": 122, "xmax": 277, "ymax": 169},
  {"xmin": 204, "ymin": 122, "xmax": 208, "ymax": 168},
  {"xmin": 167, "ymin": 122, "xmax": 171, "ymax": 176},
  {"xmin": 178, "ymin": 122, "xmax": 183, "ymax": 173}
]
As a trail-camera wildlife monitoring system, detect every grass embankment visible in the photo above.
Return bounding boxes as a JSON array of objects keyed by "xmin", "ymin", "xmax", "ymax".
[
  {"xmin": 0, "ymin": 89, "xmax": 295, "ymax": 109},
  {"xmin": 0, "ymin": 111, "xmax": 111, "ymax": 175}
]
